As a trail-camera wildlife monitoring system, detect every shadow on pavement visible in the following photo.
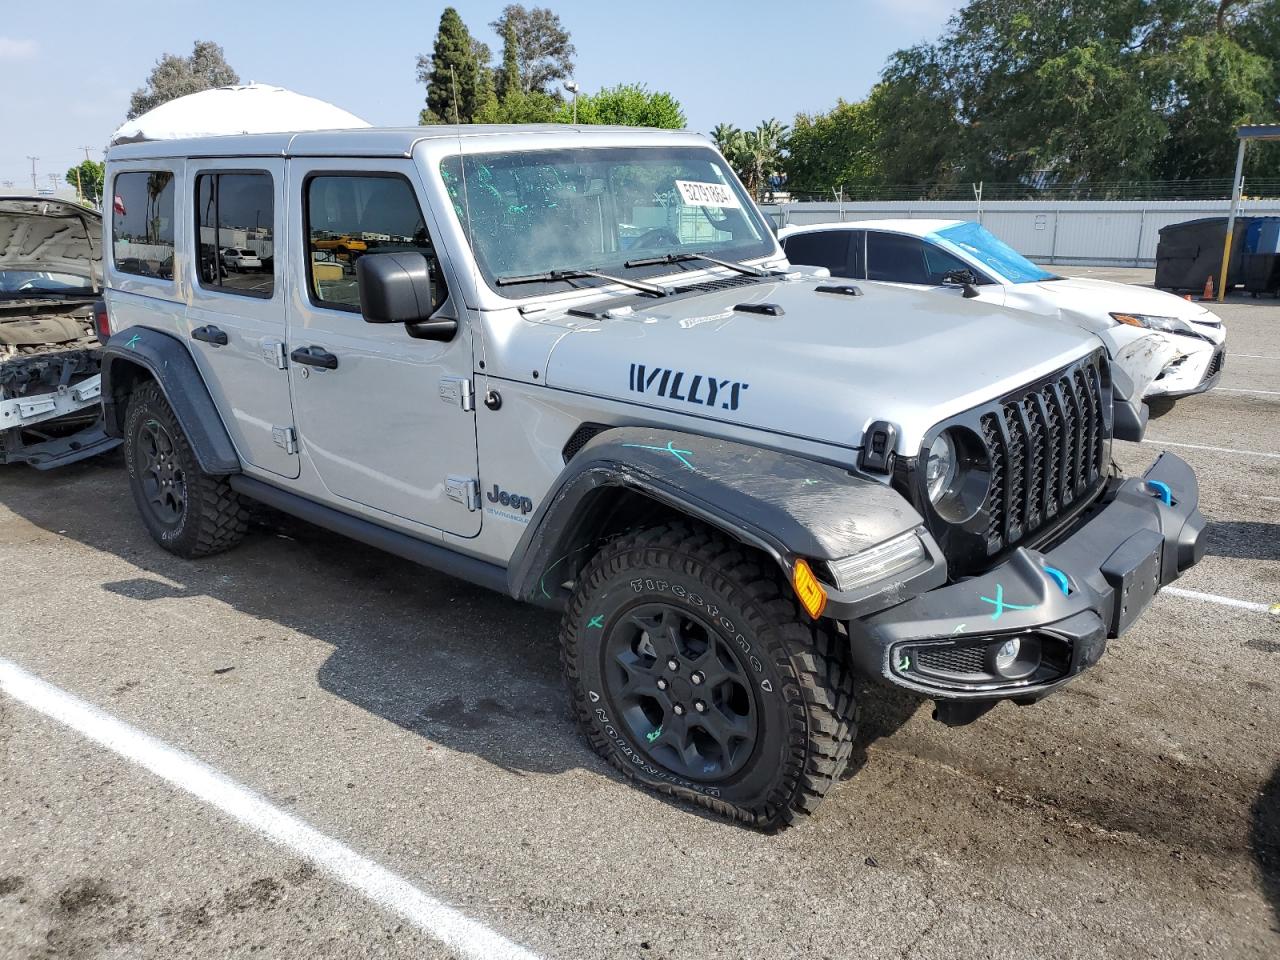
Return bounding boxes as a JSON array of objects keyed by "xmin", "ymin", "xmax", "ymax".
[
  {"xmin": 1255, "ymin": 763, "xmax": 1280, "ymax": 934},
  {"xmin": 1205, "ymin": 521, "xmax": 1280, "ymax": 563},
  {"xmin": 5, "ymin": 456, "xmax": 914, "ymax": 823}
]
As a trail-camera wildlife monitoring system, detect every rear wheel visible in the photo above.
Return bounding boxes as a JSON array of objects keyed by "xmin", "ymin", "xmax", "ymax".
[
  {"xmin": 560, "ymin": 522, "xmax": 858, "ymax": 830},
  {"xmin": 123, "ymin": 381, "xmax": 248, "ymax": 558}
]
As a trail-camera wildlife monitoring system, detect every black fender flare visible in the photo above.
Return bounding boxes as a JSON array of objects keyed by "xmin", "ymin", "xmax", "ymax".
[
  {"xmin": 507, "ymin": 427, "xmax": 943, "ymax": 614},
  {"xmin": 100, "ymin": 328, "xmax": 240, "ymax": 475}
]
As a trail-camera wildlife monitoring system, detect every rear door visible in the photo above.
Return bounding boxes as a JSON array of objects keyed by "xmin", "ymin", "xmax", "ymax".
[
  {"xmin": 285, "ymin": 159, "xmax": 480, "ymax": 536},
  {"xmin": 186, "ymin": 160, "xmax": 298, "ymax": 478},
  {"xmin": 782, "ymin": 229, "xmax": 858, "ymax": 278}
]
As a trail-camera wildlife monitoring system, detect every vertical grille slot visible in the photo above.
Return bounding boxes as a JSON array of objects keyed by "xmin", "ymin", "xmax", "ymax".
[
  {"xmin": 980, "ymin": 413, "xmax": 1005, "ymax": 554},
  {"xmin": 1001, "ymin": 402, "xmax": 1026, "ymax": 543}
]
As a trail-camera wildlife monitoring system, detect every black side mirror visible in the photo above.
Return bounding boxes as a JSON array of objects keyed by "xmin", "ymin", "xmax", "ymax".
[
  {"xmin": 356, "ymin": 252, "xmax": 457, "ymax": 341},
  {"xmin": 942, "ymin": 268, "xmax": 981, "ymax": 298}
]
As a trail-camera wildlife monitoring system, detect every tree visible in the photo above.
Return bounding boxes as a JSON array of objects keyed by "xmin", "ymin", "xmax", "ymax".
[
  {"xmin": 489, "ymin": 5, "xmax": 575, "ymax": 95},
  {"xmin": 783, "ymin": 100, "xmax": 881, "ymax": 196},
  {"xmin": 554, "ymin": 83, "xmax": 685, "ymax": 127},
  {"xmin": 712, "ymin": 120, "xmax": 788, "ymax": 198},
  {"xmin": 417, "ymin": 8, "xmax": 489, "ymax": 124},
  {"xmin": 65, "ymin": 160, "xmax": 105, "ymax": 205},
  {"xmin": 865, "ymin": 0, "xmax": 1279, "ymax": 190},
  {"xmin": 127, "ymin": 41, "xmax": 239, "ymax": 119},
  {"xmin": 495, "ymin": 17, "xmax": 521, "ymax": 102}
]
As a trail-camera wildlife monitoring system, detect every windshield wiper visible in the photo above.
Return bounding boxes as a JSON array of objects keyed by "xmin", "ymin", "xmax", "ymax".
[
  {"xmin": 623, "ymin": 251, "xmax": 777, "ymax": 278},
  {"xmin": 495, "ymin": 267, "xmax": 673, "ymax": 296}
]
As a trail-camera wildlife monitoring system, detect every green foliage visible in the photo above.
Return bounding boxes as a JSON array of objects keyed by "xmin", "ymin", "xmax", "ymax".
[
  {"xmin": 474, "ymin": 89, "xmax": 560, "ymax": 123},
  {"xmin": 490, "ymin": 4, "xmax": 576, "ymax": 95},
  {"xmin": 864, "ymin": 0, "xmax": 1280, "ymax": 189},
  {"xmin": 127, "ymin": 41, "xmax": 239, "ymax": 119},
  {"xmin": 65, "ymin": 160, "xmax": 105, "ymax": 204},
  {"xmin": 783, "ymin": 100, "xmax": 881, "ymax": 195},
  {"xmin": 417, "ymin": 7, "xmax": 489, "ymax": 124},
  {"xmin": 496, "ymin": 17, "xmax": 521, "ymax": 102},
  {"xmin": 553, "ymin": 83, "xmax": 685, "ymax": 128},
  {"xmin": 711, "ymin": 120, "xmax": 788, "ymax": 199},
  {"xmin": 738, "ymin": 0, "xmax": 1279, "ymax": 195}
]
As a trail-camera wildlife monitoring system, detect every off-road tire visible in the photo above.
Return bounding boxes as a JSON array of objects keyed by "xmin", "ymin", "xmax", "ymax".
[
  {"xmin": 560, "ymin": 522, "xmax": 858, "ymax": 830},
  {"xmin": 123, "ymin": 381, "xmax": 249, "ymax": 558}
]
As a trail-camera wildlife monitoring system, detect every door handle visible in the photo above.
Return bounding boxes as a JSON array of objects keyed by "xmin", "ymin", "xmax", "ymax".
[
  {"xmin": 191, "ymin": 324, "xmax": 228, "ymax": 346},
  {"xmin": 290, "ymin": 345, "xmax": 339, "ymax": 370}
]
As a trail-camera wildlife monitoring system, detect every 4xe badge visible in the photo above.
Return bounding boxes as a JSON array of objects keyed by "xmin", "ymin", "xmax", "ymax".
[{"xmin": 485, "ymin": 484, "xmax": 534, "ymax": 523}]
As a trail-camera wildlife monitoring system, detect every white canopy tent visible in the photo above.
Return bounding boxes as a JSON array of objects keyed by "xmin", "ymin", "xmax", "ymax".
[{"xmin": 110, "ymin": 83, "xmax": 370, "ymax": 145}]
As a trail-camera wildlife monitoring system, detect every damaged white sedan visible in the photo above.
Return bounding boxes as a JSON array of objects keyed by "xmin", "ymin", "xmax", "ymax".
[{"xmin": 779, "ymin": 219, "xmax": 1226, "ymax": 402}]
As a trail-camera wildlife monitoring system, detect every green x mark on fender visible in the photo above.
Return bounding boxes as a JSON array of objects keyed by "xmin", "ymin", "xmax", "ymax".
[
  {"xmin": 621, "ymin": 440, "xmax": 695, "ymax": 472},
  {"xmin": 125, "ymin": 334, "xmax": 141, "ymax": 350},
  {"xmin": 587, "ymin": 615, "xmax": 604, "ymax": 629},
  {"xmin": 979, "ymin": 583, "xmax": 1035, "ymax": 621}
]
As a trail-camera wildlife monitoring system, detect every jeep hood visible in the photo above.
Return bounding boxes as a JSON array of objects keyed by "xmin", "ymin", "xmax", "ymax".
[
  {"xmin": 0, "ymin": 197, "xmax": 101, "ymax": 288},
  {"xmin": 543, "ymin": 276, "xmax": 1099, "ymax": 456}
]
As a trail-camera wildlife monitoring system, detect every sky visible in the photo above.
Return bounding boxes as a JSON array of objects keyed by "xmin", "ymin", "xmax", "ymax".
[{"xmin": 0, "ymin": 0, "xmax": 962, "ymax": 190}]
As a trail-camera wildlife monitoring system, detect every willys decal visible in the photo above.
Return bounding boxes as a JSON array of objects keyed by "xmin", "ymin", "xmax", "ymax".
[{"xmin": 629, "ymin": 363, "xmax": 749, "ymax": 411}]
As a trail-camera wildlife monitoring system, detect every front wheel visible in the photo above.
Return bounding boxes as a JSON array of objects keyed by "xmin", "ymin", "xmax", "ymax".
[{"xmin": 560, "ymin": 522, "xmax": 858, "ymax": 829}]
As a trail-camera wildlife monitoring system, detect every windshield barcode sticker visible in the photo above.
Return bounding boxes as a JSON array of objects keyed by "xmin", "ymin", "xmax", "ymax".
[{"xmin": 674, "ymin": 180, "xmax": 741, "ymax": 210}]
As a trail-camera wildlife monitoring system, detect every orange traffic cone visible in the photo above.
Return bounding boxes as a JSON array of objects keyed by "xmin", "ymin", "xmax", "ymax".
[{"xmin": 1201, "ymin": 275, "xmax": 1215, "ymax": 301}]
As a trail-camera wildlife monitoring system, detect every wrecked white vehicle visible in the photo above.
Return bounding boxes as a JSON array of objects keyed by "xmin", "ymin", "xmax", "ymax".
[{"xmin": 0, "ymin": 197, "xmax": 118, "ymax": 467}]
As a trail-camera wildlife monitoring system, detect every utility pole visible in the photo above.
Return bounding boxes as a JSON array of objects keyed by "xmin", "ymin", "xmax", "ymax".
[
  {"xmin": 78, "ymin": 145, "xmax": 94, "ymax": 162},
  {"xmin": 26, "ymin": 156, "xmax": 38, "ymax": 190},
  {"xmin": 48, "ymin": 173, "xmax": 62, "ymax": 195}
]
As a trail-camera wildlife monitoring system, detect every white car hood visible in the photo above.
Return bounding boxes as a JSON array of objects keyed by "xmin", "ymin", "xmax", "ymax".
[{"xmin": 1023, "ymin": 276, "xmax": 1221, "ymax": 325}]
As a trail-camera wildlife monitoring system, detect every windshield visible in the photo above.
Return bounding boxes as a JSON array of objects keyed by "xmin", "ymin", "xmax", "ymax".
[
  {"xmin": 929, "ymin": 221, "xmax": 1056, "ymax": 284},
  {"xmin": 0, "ymin": 269, "xmax": 94, "ymax": 295},
  {"xmin": 439, "ymin": 146, "xmax": 774, "ymax": 298}
]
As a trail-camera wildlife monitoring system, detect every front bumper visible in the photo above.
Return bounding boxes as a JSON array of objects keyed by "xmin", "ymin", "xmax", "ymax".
[
  {"xmin": 848, "ymin": 453, "xmax": 1205, "ymax": 712},
  {"xmin": 1146, "ymin": 328, "xmax": 1227, "ymax": 398}
]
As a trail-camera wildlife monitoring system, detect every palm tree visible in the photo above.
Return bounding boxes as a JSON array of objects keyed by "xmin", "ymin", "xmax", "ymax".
[{"xmin": 710, "ymin": 120, "xmax": 788, "ymax": 200}]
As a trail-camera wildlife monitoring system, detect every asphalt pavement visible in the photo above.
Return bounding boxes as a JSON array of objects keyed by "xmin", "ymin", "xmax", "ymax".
[{"xmin": 1, "ymin": 270, "xmax": 1277, "ymax": 959}]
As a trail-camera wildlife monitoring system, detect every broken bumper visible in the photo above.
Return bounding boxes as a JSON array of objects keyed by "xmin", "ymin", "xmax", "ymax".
[{"xmin": 848, "ymin": 453, "xmax": 1205, "ymax": 714}]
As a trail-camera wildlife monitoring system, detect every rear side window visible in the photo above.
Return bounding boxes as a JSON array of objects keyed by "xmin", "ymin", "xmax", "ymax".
[
  {"xmin": 866, "ymin": 232, "xmax": 932, "ymax": 285},
  {"xmin": 112, "ymin": 171, "xmax": 175, "ymax": 280},
  {"xmin": 195, "ymin": 171, "xmax": 275, "ymax": 298},
  {"xmin": 783, "ymin": 231, "xmax": 853, "ymax": 277},
  {"xmin": 304, "ymin": 174, "xmax": 446, "ymax": 312}
]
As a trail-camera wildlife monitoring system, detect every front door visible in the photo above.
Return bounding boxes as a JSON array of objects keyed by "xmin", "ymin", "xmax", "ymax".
[
  {"xmin": 186, "ymin": 159, "xmax": 299, "ymax": 478},
  {"xmin": 286, "ymin": 160, "xmax": 480, "ymax": 537}
]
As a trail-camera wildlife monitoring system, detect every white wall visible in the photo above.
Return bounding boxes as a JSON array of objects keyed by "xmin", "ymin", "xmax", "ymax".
[{"xmin": 761, "ymin": 199, "xmax": 1280, "ymax": 266}]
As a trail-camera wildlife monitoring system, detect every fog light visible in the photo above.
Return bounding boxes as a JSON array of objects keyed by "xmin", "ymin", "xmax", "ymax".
[
  {"xmin": 988, "ymin": 634, "xmax": 1041, "ymax": 680},
  {"xmin": 994, "ymin": 638, "xmax": 1020, "ymax": 672}
]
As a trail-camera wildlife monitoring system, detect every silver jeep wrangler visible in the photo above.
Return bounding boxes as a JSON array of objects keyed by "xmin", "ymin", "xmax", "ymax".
[{"xmin": 100, "ymin": 127, "xmax": 1206, "ymax": 829}]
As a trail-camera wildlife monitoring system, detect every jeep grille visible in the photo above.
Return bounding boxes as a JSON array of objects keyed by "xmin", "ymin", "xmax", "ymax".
[
  {"xmin": 980, "ymin": 357, "xmax": 1107, "ymax": 555},
  {"xmin": 900, "ymin": 351, "xmax": 1111, "ymax": 577}
]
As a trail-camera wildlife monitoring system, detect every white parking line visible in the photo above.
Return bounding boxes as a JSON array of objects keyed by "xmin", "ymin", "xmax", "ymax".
[
  {"xmin": 1214, "ymin": 387, "xmax": 1280, "ymax": 397},
  {"xmin": 1232, "ymin": 354, "xmax": 1280, "ymax": 361},
  {"xmin": 1142, "ymin": 438, "xmax": 1280, "ymax": 459},
  {"xmin": 1162, "ymin": 587, "xmax": 1279, "ymax": 616},
  {"xmin": 0, "ymin": 657, "xmax": 541, "ymax": 960}
]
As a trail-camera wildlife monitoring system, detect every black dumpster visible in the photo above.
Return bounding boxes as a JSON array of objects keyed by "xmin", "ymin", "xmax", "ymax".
[{"xmin": 1154, "ymin": 217, "xmax": 1254, "ymax": 292}]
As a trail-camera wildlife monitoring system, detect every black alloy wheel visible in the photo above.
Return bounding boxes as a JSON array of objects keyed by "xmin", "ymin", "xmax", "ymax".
[{"xmin": 602, "ymin": 603, "xmax": 759, "ymax": 782}]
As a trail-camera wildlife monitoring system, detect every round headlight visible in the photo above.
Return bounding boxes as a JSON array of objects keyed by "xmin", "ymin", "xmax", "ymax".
[{"xmin": 925, "ymin": 433, "xmax": 957, "ymax": 503}]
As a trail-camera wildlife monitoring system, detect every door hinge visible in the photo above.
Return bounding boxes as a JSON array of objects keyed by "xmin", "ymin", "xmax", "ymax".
[
  {"xmin": 262, "ymin": 339, "xmax": 287, "ymax": 370},
  {"xmin": 439, "ymin": 377, "xmax": 474, "ymax": 412},
  {"xmin": 445, "ymin": 475, "xmax": 480, "ymax": 511},
  {"xmin": 272, "ymin": 425, "xmax": 298, "ymax": 455}
]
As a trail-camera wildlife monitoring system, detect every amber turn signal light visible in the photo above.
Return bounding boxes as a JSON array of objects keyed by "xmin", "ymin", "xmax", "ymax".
[{"xmin": 791, "ymin": 558, "xmax": 828, "ymax": 620}]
